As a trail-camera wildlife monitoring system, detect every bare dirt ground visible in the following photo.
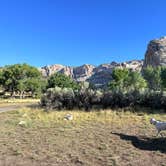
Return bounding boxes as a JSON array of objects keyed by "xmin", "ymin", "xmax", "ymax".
[
  {"xmin": 0, "ymin": 99, "xmax": 39, "ymax": 113},
  {"xmin": 0, "ymin": 105, "xmax": 29, "ymax": 113},
  {"xmin": 0, "ymin": 105, "xmax": 165, "ymax": 166}
]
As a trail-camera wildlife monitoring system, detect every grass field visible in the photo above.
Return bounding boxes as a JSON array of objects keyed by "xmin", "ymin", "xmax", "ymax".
[{"xmin": 0, "ymin": 104, "xmax": 165, "ymax": 166}]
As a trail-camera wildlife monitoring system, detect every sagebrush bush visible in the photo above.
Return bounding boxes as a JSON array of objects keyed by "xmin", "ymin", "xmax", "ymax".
[
  {"xmin": 62, "ymin": 88, "xmax": 75, "ymax": 109},
  {"xmin": 41, "ymin": 86, "xmax": 103, "ymax": 111},
  {"xmin": 41, "ymin": 87, "xmax": 166, "ymax": 111},
  {"xmin": 139, "ymin": 91, "xmax": 166, "ymax": 109}
]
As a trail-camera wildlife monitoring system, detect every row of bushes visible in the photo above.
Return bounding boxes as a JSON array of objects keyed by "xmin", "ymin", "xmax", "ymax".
[
  {"xmin": 40, "ymin": 87, "xmax": 166, "ymax": 111},
  {"xmin": 41, "ymin": 87, "xmax": 102, "ymax": 111}
]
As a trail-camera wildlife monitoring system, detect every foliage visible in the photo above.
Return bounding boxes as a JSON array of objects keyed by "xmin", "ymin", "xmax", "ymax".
[
  {"xmin": 0, "ymin": 64, "xmax": 43, "ymax": 98},
  {"xmin": 41, "ymin": 68, "xmax": 166, "ymax": 111},
  {"xmin": 47, "ymin": 73, "xmax": 80, "ymax": 90},
  {"xmin": 160, "ymin": 67, "xmax": 166, "ymax": 90},
  {"xmin": 41, "ymin": 86, "xmax": 103, "ymax": 111},
  {"xmin": 109, "ymin": 68, "xmax": 129, "ymax": 91},
  {"xmin": 125, "ymin": 71, "xmax": 147, "ymax": 91},
  {"xmin": 41, "ymin": 87, "xmax": 74, "ymax": 110},
  {"xmin": 41, "ymin": 86, "xmax": 166, "ymax": 111},
  {"xmin": 109, "ymin": 68, "xmax": 147, "ymax": 92},
  {"xmin": 142, "ymin": 66, "xmax": 161, "ymax": 91},
  {"xmin": 139, "ymin": 91, "xmax": 166, "ymax": 109}
]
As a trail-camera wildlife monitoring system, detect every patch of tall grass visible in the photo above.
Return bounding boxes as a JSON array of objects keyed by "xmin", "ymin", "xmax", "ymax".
[{"xmin": 13, "ymin": 108, "xmax": 166, "ymax": 129}]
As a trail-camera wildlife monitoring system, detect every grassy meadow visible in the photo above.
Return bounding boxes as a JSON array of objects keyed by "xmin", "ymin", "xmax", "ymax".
[{"xmin": 0, "ymin": 100, "xmax": 165, "ymax": 166}]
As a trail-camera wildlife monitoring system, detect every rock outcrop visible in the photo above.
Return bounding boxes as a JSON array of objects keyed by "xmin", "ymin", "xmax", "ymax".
[
  {"xmin": 39, "ymin": 60, "xmax": 143, "ymax": 87},
  {"xmin": 88, "ymin": 60, "xmax": 143, "ymax": 87},
  {"xmin": 39, "ymin": 64, "xmax": 64, "ymax": 77},
  {"xmin": 38, "ymin": 36, "xmax": 166, "ymax": 87},
  {"xmin": 143, "ymin": 36, "xmax": 166, "ymax": 67},
  {"xmin": 59, "ymin": 66, "xmax": 74, "ymax": 78},
  {"xmin": 73, "ymin": 64, "xmax": 95, "ymax": 82}
]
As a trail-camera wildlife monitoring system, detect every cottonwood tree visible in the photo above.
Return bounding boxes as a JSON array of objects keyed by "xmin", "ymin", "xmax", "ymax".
[
  {"xmin": 160, "ymin": 67, "xmax": 166, "ymax": 91},
  {"xmin": 109, "ymin": 68, "xmax": 129, "ymax": 92},
  {"xmin": 109, "ymin": 68, "xmax": 147, "ymax": 92},
  {"xmin": 142, "ymin": 66, "xmax": 161, "ymax": 91},
  {"xmin": 47, "ymin": 73, "xmax": 80, "ymax": 90},
  {"xmin": 0, "ymin": 64, "xmax": 43, "ymax": 98},
  {"xmin": 125, "ymin": 71, "xmax": 147, "ymax": 91}
]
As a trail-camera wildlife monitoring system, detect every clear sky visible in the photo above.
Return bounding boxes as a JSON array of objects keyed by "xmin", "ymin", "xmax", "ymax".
[{"xmin": 0, "ymin": 0, "xmax": 166, "ymax": 67}]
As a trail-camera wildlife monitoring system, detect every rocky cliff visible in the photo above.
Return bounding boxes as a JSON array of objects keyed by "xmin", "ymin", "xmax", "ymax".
[
  {"xmin": 40, "ymin": 36, "xmax": 166, "ymax": 87},
  {"xmin": 39, "ymin": 60, "xmax": 143, "ymax": 87},
  {"xmin": 143, "ymin": 36, "xmax": 166, "ymax": 67}
]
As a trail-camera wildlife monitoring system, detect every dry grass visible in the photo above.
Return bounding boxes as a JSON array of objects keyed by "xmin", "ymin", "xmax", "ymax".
[
  {"xmin": 0, "ymin": 98, "xmax": 40, "ymax": 107},
  {"xmin": 0, "ymin": 107, "xmax": 165, "ymax": 166}
]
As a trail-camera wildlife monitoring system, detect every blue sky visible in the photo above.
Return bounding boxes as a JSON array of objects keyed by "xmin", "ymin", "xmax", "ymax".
[{"xmin": 0, "ymin": 0, "xmax": 165, "ymax": 67}]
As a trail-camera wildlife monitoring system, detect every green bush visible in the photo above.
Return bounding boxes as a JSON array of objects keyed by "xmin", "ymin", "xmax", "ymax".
[
  {"xmin": 41, "ymin": 87, "xmax": 166, "ymax": 112},
  {"xmin": 41, "ymin": 86, "xmax": 103, "ymax": 111}
]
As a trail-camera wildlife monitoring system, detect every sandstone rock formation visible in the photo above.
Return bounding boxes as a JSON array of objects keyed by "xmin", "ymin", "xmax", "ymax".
[
  {"xmin": 59, "ymin": 66, "xmax": 74, "ymax": 78},
  {"xmin": 73, "ymin": 64, "xmax": 95, "ymax": 82},
  {"xmin": 39, "ymin": 36, "xmax": 166, "ymax": 87},
  {"xmin": 88, "ymin": 60, "xmax": 143, "ymax": 87},
  {"xmin": 143, "ymin": 36, "xmax": 166, "ymax": 67},
  {"xmin": 121, "ymin": 60, "xmax": 143, "ymax": 72},
  {"xmin": 39, "ymin": 64, "xmax": 64, "ymax": 77},
  {"xmin": 39, "ymin": 60, "xmax": 143, "ymax": 87}
]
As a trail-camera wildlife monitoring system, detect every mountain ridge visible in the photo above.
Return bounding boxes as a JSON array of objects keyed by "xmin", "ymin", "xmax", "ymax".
[
  {"xmin": 39, "ymin": 60, "xmax": 143, "ymax": 87},
  {"xmin": 39, "ymin": 36, "xmax": 166, "ymax": 87}
]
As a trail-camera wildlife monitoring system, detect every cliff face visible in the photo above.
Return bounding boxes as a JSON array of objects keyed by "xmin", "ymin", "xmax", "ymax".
[
  {"xmin": 88, "ymin": 60, "xmax": 143, "ymax": 87},
  {"xmin": 39, "ymin": 60, "xmax": 143, "ymax": 87},
  {"xmin": 73, "ymin": 64, "xmax": 95, "ymax": 82},
  {"xmin": 143, "ymin": 36, "xmax": 166, "ymax": 67},
  {"xmin": 39, "ymin": 64, "xmax": 64, "ymax": 77},
  {"xmin": 13, "ymin": 36, "xmax": 166, "ymax": 87},
  {"xmin": 40, "ymin": 36, "xmax": 166, "ymax": 87}
]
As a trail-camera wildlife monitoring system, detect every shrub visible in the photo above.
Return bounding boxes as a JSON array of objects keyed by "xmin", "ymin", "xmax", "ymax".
[
  {"xmin": 41, "ymin": 87, "xmax": 166, "ymax": 112},
  {"xmin": 139, "ymin": 91, "xmax": 163, "ymax": 109},
  {"xmin": 62, "ymin": 88, "xmax": 75, "ymax": 109},
  {"xmin": 41, "ymin": 87, "xmax": 63, "ymax": 110}
]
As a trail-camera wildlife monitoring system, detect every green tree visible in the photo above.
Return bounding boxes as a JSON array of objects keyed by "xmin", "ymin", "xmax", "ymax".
[
  {"xmin": 125, "ymin": 71, "xmax": 147, "ymax": 91},
  {"xmin": 109, "ymin": 68, "xmax": 129, "ymax": 91},
  {"xmin": 160, "ymin": 67, "xmax": 166, "ymax": 90},
  {"xmin": 142, "ymin": 66, "xmax": 161, "ymax": 91},
  {"xmin": 109, "ymin": 68, "xmax": 147, "ymax": 92},
  {"xmin": 24, "ymin": 78, "xmax": 42, "ymax": 98},
  {"xmin": 47, "ymin": 73, "xmax": 80, "ymax": 90},
  {"xmin": 0, "ymin": 64, "xmax": 42, "ymax": 98}
]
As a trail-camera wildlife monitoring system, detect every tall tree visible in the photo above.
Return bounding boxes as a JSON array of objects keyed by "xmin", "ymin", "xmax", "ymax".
[
  {"xmin": 109, "ymin": 68, "xmax": 129, "ymax": 91},
  {"xmin": 0, "ymin": 64, "xmax": 42, "ymax": 98},
  {"xmin": 142, "ymin": 66, "xmax": 161, "ymax": 91},
  {"xmin": 47, "ymin": 73, "xmax": 80, "ymax": 90},
  {"xmin": 160, "ymin": 67, "xmax": 166, "ymax": 90},
  {"xmin": 109, "ymin": 68, "xmax": 147, "ymax": 92},
  {"xmin": 125, "ymin": 71, "xmax": 147, "ymax": 91}
]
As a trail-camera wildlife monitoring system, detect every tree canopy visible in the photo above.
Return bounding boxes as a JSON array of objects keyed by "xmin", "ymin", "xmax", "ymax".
[
  {"xmin": 109, "ymin": 68, "xmax": 147, "ymax": 92},
  {"xmin": 142, "ymin": 66, "xmax": 161, "ymax": 91},
  {"xmin": 0, "ymin": 64, "xmax": 44, "ymax": 98},
  {"xmin": 47, "ymin": 73, "xmax": 80, "ymax": 90},
  {"xmin": 160, "ymin": 67, "xmax": 166, "ymax": 90}
]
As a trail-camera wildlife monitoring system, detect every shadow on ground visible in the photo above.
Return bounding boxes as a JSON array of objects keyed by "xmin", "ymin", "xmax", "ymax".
[{"xmin": 112, "ymin": 132, "xmax": 166, "ymax": 153}]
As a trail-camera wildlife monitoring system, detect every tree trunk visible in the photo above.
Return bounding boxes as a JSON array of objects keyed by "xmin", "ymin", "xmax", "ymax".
[
  {"xmin": 11, "ymin": 91, "xmax": 15, "ymax": 98},
  {"xmin": 20, "ymin": 91, "xmax": 25, "ymax": 99}
]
